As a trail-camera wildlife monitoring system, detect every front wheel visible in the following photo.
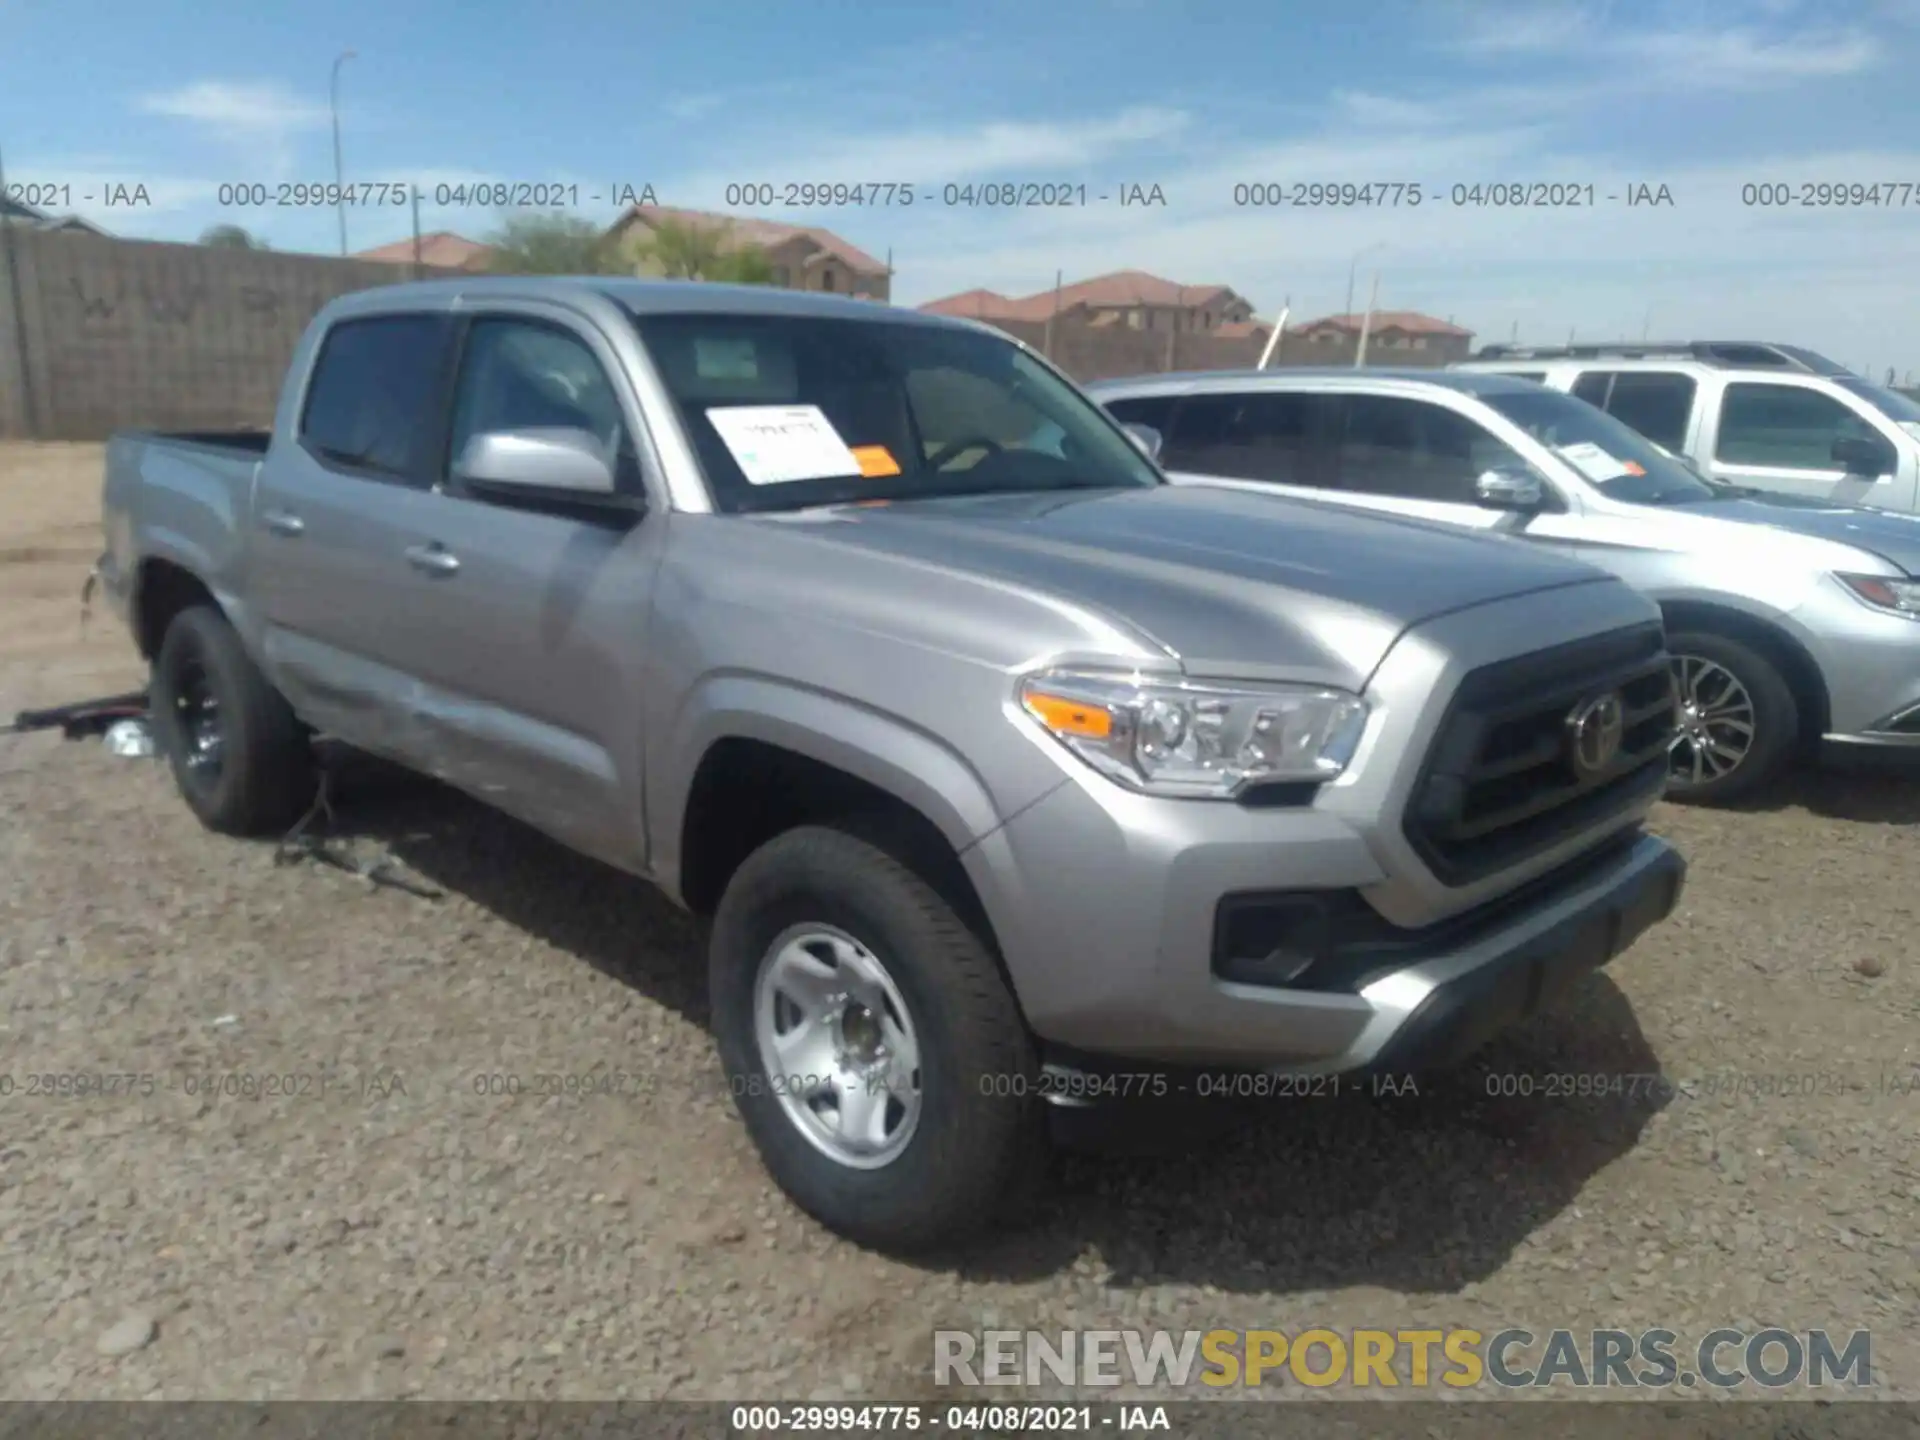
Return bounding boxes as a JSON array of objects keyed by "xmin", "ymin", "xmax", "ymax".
[
  {"xmin": 1664, "ymin": 630, "xmax": 1798, "ymax": 805},
  {"xmin": 708, "ymin": 825, "xmax": 1048, "ymax": 1253}
]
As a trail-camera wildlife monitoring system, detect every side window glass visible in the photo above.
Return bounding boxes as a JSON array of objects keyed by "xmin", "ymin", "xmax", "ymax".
[
  {"xmin": 1161, "ymin": 392, "xmax": 1321, "ymax": 484},
  {"xmin": 1571, "ymin": 371, "xmax": 1614, "ymax": 406},
  {"xmin": 448, "ymin": 319, "xmax": 632, "ymax": 480},
  {"xmin": 1716, "ymin": 383, "xmax": 1875, "ymax": 470},
  {"xmin": 299, "ymin": 315, "xmax": 448, "ymax": 484},
  {"xmin": 1336, "ymin": 396, "xmax": 1527, "ymax": 503},
  {"xmin": 1603, "ymin": 372, "xmax": 1696, "ymax": 451},
  {"xmin": 1102, "ymin": 394, "xmax": 1178, "ymax": 437}
]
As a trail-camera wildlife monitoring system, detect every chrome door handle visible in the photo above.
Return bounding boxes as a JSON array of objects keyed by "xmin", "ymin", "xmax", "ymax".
[
  {"xmin": 261, "ymin": 509, "xmax": 305, "ymax": 537},
  {"xmin": 404, "ymin": 543, "xmax": 460, "ymax": 577}
]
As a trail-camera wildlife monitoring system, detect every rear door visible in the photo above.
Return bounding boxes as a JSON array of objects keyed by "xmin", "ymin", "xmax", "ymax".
[
  {"xmin": 1118, "ymin": 388, "xmax": 1338, "ymax": 497},
  {"xmin": 249, "ymin": 311, "xmax": 458, "ymax": 754},
  {"xmin": 1566, "ymin": 369, "xmax": 1702, "ymax": 460},
  {"xmin": 1700, "ymin": 378, "xmax": 1915, "ymax": 510}
]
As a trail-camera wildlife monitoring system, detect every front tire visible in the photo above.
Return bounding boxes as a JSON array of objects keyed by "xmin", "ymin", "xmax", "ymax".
[
  {"xmin": 149, "ymin": 605, "xmax": 315, "ymax": 835},
  {"xmin": 1665, "ymin": 630, "xmax": 1798, "ymax": 805},
  {"xmin": 708, "ymin": 825, "xmax": 1048, "ymax": 1253}
]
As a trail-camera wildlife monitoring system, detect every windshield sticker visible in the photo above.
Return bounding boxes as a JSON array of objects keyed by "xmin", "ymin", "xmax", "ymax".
[
  {"xmin": 1621, "ymin": 460, "xmax": 1646, "ymax": 475},
  {"xmin": 694, "ymin": 338, "xmax": 759, "ymax": 382},
  {"xmin": 849, "ymin": 444, "xmax": 902, "ymax": 478},
  {"xmin": 706, "ymin": 405, "xmax": 862, "ymax": 486},
  {"xmin": 1555, "ymin": 440, "xmax": 1634, "ymax": 483}
]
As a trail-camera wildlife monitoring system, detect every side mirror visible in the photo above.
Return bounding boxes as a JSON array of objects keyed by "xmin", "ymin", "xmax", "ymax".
[
  {"xmin": 1121, "ymin": 423, "xmax": 1164, "ymax": 461},
  {"xmin": 1832, "ymin": 433, "xmax": 1895, "ymax": 478},
  {"xmin": 453, "ymin": 427, "xmax": 619, "ymax": 496},
  {"xmin": 1475, "ymin": 466, "xmax": 1546, "ymax": 510}
]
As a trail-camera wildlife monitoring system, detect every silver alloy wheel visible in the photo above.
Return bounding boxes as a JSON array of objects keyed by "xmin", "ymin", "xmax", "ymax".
[
  {"xmin": 752, "ymin": 925, "xmax": 923, "ymax": 1170},
  {"xmin": 1668, "ymin": 654, "xmax": 1757, "ymax": 787}
]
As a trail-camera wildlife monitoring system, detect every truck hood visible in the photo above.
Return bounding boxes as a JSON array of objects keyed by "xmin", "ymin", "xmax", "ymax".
[
  {"xmin": 761, "ymin": 486, "xmax": 1612, "ymax": 687},
  {"xmin": 1675, "ymin": 492, "xmax": 1920, "ymax": 575}
]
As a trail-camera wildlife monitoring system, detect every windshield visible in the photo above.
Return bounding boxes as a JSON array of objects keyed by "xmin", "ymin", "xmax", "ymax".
[
  {"xmin": 627, "ymin": 311, "xmax": 1163, "ymax": 513},
  {"xmin": 1837, "ymin": 377, "xmax": 1920, "ymax": 432},
  {"xmin": 1482, "ymin": 386, "xmax": 1723, "ymax": 504}
]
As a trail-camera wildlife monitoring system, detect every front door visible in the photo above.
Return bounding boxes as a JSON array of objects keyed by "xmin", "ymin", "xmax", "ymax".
[
  {"xmin": 377, "ymin": 307, "xmax": 666, "ymax": 870},
  {"xmin": 1702, "ymin": 379, "xmax": 1917, "ymax": 512}
]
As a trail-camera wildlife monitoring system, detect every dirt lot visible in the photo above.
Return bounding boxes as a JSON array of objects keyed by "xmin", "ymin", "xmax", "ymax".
[{"xmin": 2, "ymin": 443, "xmax": 1917, "ymax": 1413}]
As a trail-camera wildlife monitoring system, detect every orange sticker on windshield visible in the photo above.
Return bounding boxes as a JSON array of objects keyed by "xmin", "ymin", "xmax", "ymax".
[
  {"xmin": 850, "ymin": 445, "xmax": 901, "ymax": 478},
  {"xmin": 1622, "ymin": 461, "xmax": 1646, "ymax": 475}
]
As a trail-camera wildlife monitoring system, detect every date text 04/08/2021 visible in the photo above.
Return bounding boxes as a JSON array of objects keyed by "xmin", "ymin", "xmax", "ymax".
[
  {"xmin": 729, "ymin": 1404, "xmax": 1170, "ymax": 1433},
  {"xmin": 1226, "ymin": 181, "xmax": 1677, "ymax": 208}
]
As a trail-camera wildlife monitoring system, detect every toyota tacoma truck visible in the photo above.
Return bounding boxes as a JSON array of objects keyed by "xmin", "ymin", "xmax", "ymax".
[{"xmin": 98, "ymin": 278, "xmax": 1687, "ymax": 1252}]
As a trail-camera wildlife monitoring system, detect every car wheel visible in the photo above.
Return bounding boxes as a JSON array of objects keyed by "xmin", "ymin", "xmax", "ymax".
[
  {"xmin": 1664, "ymin": 630, "xmax": 1798, "ymax": 805},
  {"xmin": 149, "ymin": 605, "xmax": 315, "ymax": 835},
  {"xmin": 708, "ymin": 824, "xmax": 1049, "ymax": 1253}
]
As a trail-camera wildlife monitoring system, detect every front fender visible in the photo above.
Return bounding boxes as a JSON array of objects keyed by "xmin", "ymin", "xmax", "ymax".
[{"xmin": 651, "ymin": 673, "xmax": 1015, "ymax": 902}]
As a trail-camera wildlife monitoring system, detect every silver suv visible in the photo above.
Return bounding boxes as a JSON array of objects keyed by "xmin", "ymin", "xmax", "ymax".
[
  {"xmin": 1452, "ymin": 341, "xmax": 1920, "ymax": 514},
  {"xmin": 1092, "ymin": 368, "xmax": 1920, "ymax": 803}
]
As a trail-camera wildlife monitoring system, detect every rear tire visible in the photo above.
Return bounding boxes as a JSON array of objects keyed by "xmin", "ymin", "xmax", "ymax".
[
  {"xmin": 1664, "ymin": 630, "xmax": 1797, "ymax": 805},
  {"xmin": 149, "ymin": 605, "xmax": 315, "ymax": 835},
  {"xmin": 708, "ymin": 825, "xmax": 1049, "ymax": 1253}
]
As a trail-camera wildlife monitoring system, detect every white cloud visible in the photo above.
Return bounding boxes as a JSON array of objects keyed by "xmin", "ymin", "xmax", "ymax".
[
  {"xmin": 137, "ymin": 80, "xmax": 329, "ymax": 135},
  {"xmin": 135, "ymin": 80, "xmax": 331, "ymax": 177},
  {"xmin": 1438, "ymin": 2, "xmax": 1879, "ymax": 89}
]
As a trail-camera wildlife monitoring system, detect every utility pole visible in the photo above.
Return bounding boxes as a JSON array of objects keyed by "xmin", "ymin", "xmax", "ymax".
[
  {"xmin": 330, "ymin": 50, "xmax": 358, "ymax": 256},
  {"xmin": 1165, "ymin": 286, "xmax": 1182, "ymax": 371},
  {"xmin": 1042, "ymin": 268, "xmax": 1063, "ymax": 360},
  {"xmin": 410, "ymin": 185, "xmax": 422, "ymax": 277},
  {"xmin": 1354, "ymin": 271, "xmax": 1380, "ymax": 368}
]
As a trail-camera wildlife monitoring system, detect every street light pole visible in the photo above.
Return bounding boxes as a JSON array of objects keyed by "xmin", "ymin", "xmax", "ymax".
[{"xmin": 330, "ymin": 49, "xmax": 357, "ymax": 256}]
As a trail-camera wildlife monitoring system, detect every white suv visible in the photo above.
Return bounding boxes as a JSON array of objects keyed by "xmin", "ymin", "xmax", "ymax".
[{"xmin": 1451, "ymin": 342, "xmax": 1920, "ymax": 514}]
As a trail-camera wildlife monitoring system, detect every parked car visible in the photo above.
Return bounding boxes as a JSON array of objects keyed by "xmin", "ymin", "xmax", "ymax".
[
  {"xmin": 1451, "ymin": 341, "xmax": 1920, "ymax": 513},
  {"xmin": 99, "ymin": 280, "xmax": 1686, "ymax": 1250},
  {"xmin": 1092, "ymin": 368, "xmax": 1920, "ymax": 803}
]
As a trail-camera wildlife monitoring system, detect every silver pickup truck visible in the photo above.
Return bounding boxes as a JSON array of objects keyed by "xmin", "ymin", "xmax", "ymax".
[{"xmin": 99, "ymin": 278, "xmax": 1686, "ymax": 1251}]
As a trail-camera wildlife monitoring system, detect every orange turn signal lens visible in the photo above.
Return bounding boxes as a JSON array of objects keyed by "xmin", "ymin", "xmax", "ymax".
[{"xmin": 1023, "ymin": 690, "xmax": 1114, "ymax": 739}]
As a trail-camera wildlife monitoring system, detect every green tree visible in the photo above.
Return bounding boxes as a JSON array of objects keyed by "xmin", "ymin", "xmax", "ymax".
[
  {"xmin": 483, "ymin": 212, "xmax": 626, "ymax": 275},
  {"xmin": 627, "ymin": 217, "xmax": 776, "ymax": 284},
  {"xmin": 199, "ymin": 224, "xmax": 268, "ymax": 250}
]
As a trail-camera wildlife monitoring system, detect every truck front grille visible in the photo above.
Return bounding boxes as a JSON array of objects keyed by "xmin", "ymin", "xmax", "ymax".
[{"xmin": 1404, "ymin": 622, "xmax": 1676, "ymax": 886}]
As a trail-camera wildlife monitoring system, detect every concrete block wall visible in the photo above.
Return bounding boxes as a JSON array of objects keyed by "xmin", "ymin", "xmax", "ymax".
[{"xmin": 0, "ymin": 229, "xmax": 466, "ymax": 440}]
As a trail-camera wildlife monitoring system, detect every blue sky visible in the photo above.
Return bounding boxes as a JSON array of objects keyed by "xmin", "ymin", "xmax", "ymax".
[{"xmin": 4, "ymin": 0, "xmax": 1918, "ymax": 374}]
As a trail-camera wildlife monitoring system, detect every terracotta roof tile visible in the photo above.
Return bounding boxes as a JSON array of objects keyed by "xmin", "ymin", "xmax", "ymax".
[
  {"xmin": 918, "ymin": 270, "xmax": 1249, "ymax": 322},
  {"xmin": 1298, "ymin": 311, "xmax": 1473, "ymax": 337},
  {"xmin": 610, "ymin": 204, "xmax": 889, "ymax": 276},
  {"xmin": 353, "ymin": 231, "xmax": 493, "ymax": 270}
]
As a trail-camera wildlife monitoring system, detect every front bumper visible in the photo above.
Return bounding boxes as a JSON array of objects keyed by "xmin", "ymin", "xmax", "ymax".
[{"xmin": 965, "ymin": 763, "xmax": 1685, "ymax": 1073}]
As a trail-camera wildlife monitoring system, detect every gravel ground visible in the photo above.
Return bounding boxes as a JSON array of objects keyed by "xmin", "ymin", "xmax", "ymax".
[{"xmin": 2, "ymin": 443, "xmax": 1918, "ymax": 1415}]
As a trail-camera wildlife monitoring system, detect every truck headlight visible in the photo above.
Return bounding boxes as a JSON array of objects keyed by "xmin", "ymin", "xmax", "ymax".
[
  {"xmin": 1018, "ymin": 668, "xmax": 1369, "ymax": 797},
  {"xmin": 1838, "ymin": 573, "xmax": 1920, "ymax": 619}
]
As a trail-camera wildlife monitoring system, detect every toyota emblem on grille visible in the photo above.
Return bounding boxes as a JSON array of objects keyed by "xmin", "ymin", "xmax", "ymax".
[{"xmin": 1566, "ymin": 691, "xmax": 1626, "ymax": 777}]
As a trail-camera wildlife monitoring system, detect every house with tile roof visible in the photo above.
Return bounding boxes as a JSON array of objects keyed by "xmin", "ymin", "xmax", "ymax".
[
  {"xmin": 920, "ymin": 270, "xmax": 1258, "ymax": 336},
  {"xmin": 1292, "ymin": 310, "xmax": 1475, "ymax": 362},
  {"xmin": 605, "ymin": 204, "xmax": 892, "ymax": 301},
  {"xmin": 0, "ymin": 194, "xmax": 111, "ymax": 236},
  {"xmin": 352, "ymin": 231, "xmax": 495, "ymax": 271}
]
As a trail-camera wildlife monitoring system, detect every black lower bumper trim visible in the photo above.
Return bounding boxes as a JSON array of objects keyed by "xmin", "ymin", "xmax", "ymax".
[{"xmin": 1363, "ymin": 841, "xmax": 1687, "ymax": 1075}]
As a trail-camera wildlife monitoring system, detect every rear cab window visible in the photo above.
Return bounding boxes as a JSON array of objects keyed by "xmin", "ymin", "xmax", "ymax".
[{"xmin": 298, "ymin": 314, "xmax": 452, "ymax": 485}]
